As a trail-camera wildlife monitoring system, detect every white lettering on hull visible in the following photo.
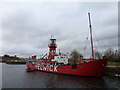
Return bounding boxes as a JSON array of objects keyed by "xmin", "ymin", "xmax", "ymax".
[
  {"xmin": 49, "ymin": 65, "xmax": 53, "ymax": 71},
  {"xmin": 35, "ymin": 64, "xmax": 58, "ymax": 72},
  {"xmin": 54, "ymin": 65, "xmax": 58, "ymax": 72}
]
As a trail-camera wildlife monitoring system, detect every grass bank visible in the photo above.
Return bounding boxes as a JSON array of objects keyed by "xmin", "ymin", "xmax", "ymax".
[
  {"xmin": 107, "ymin": 62, "xmax": 120, "ymax": 66},
  {"xmin": 0, "ymin": 60, "xmax": 26, "ymax": 64}
]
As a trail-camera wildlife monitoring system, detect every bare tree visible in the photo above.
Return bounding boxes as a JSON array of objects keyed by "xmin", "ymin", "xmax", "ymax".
[
  {"xmin": 94, "ymin": 51, "xmax": 102, "ymax": 59},
  {"xmin": 70, "ymin": 49, "xmax": 83, "ymax": 64},
  {"xmin": 104, "ymin": 48, "xmax": 119, "ymax": 62},
  {"xmin": 104, "ymin": 48, "xmax": 114, "ymax": 61}
]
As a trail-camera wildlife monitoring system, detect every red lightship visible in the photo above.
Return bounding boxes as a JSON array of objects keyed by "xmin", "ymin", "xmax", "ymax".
[{"xmin": 26, "ymin": 13, "xmax": 108, "ymax": 77}]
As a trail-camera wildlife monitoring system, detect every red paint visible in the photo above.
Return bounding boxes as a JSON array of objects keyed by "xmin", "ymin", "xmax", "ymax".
[
  {"xmin": 26, "ymin": 58, "xmax": 108, "ymax": 77},
  {"xmin": 26, "ymin": 13, "xmax": 108, "ymax": 77},
  {"xmin": 48, "ymin": 39, "xmax": 57, "ymax": 60}
]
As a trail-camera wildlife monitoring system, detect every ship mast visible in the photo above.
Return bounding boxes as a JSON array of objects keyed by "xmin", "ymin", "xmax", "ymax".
[{"xmin": 88, "ymin": 13, "xmax": 94, "ymax": 60}]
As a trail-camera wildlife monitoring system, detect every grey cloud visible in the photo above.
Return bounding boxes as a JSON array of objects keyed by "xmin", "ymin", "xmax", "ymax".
[{"xmin": 1, "ymin": 2, "xmax": 118, "ymax": 58}]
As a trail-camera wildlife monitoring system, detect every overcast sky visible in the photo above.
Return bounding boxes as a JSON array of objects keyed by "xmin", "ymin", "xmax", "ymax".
[{"xmin": 1, "ymin": 2, "xmax": 118, "ymax": 58}]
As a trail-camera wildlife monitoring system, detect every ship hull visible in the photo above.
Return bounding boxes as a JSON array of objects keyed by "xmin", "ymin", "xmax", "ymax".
[{"xmin": 26, "ymin": 59, "xmax": 108, "ymax": 77}]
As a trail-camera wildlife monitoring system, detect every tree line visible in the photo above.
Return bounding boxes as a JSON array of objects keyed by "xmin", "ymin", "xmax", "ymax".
[
  {"xmin": 102, "ymin": 48, "xmax": 119, "ymax": 62},
  {"xmin": 70, "ymin": 48, "xmax": 120, "ymax": 63}
]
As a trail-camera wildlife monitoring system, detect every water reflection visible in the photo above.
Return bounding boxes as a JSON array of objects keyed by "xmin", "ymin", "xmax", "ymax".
[
  {"xmin": 2, "ymin": 63, "xmax": 120, "ymax": 88},
  {"xmin": 32, "ymin": 71, "xmax": 107, "ymax": 88}
]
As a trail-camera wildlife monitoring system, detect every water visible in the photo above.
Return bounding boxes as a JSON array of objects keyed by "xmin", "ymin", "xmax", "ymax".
[{"xmin": 1, "ymin": 63, "xmax": 120, "ymax": 88}]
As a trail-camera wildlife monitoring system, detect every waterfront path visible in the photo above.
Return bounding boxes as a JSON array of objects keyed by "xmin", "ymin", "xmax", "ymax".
[
  {"xmin": 105, "ymin": 66, "xmax": 120, "ymax": 77},
  {"xmin": 106, "ymin": 66, "xmax": 120, "ymax": 69}
]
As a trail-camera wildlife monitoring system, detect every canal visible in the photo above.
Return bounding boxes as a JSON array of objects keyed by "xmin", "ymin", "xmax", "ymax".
[{"xmin": 1, "ymin": 63, "xmax": 120, "ymax": 88}]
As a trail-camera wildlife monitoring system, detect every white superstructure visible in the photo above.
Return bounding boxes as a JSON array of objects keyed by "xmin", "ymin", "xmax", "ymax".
[{"xmin": 51, "ymin": 55, "xmax": 69, "ymax": 64}]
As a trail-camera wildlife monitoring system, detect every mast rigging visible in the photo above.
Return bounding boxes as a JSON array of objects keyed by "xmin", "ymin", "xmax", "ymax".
[{"xmin": 88, "ymin": 13, "xmax": 94, "ymax": 60}]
